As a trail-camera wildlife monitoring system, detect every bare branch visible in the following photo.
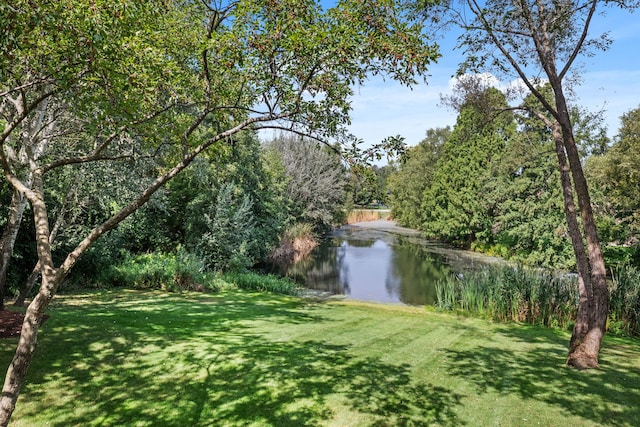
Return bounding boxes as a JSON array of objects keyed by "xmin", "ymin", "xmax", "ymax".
[{"xmin": 559, "ymin": 0, "xmax": 598, "ymax": 80}]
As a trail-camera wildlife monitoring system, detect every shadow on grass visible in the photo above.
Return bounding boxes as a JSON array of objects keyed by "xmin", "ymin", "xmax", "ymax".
[
  {"xmin": 442, "ymin": 324, "xmax": 640, "ymax": 426},
  {"xmin": 3, "ymin": 290, "xmax": 463, "ymax": 426}
]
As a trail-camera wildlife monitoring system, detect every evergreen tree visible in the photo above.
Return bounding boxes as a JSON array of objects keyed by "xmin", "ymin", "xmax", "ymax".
[
  {"xmin": 421, "ymin": 87, "xmax": 515, "ymax": 245},
  {"xmin": 388, "ymin": 127, "xmax": 449, "ymax": 229}
]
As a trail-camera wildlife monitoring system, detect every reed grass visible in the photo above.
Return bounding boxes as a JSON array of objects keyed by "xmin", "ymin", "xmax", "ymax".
[
  {"xmin": 609, "ymin": 264, "xmax": 640, "ymax": 335},
  {"xmin": 436, "ymin": 263, "xmax": 640, "ymax": 337},
  {"xmin": 435, "ymin": 265, "xmax": 579, "ymax": 330},
  {"xmin": 268, "ymin": 222, "xmax": 318, "ymax": 266},
  {"xmin": 345, "ymin": 209, "xmax": 390, "ymax": 224}
]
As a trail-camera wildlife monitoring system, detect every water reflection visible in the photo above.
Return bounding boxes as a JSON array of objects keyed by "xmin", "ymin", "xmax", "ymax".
[{"xmin": 277, "ymin": 225, "xmax": 493, "ymax": 306}]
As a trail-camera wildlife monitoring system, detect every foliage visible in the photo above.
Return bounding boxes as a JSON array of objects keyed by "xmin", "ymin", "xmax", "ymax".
[
  {"xmin": 263, "ymin": 134, "xmax": 346, "ymax": 230},
  {"xmin": 388, "ymin": 127, "xmax": 449, "ymax": 229},
  {"xmin": 436, "ymin": 262, "xmax": 640, "ymax": 337},
  {"xmin": 421, "ymin": 87, "xmax": 514, "ymax": 245},
  {"xmin": 485, "ymin": 90, "xmax": 574, "ymax": 268},
  {"xmin": 195, "ymin": 183, "xmax": 257, "ymax": 273},
  {"xmin": 282, "ymin": 222, "xmax": 316, "ymax": 241},
  {"xmin": 98, "ymin": 249, "xmax": 213, "ymax": 293},
  {"xmin": 426, "ymin": 0, "xmax": 629, "ymax": 367},
  {"xmin": 0, "ymin": 0, "xmax": 441, "ymax": 421},
  {"xmin": 267, "ymin": 222, "xmax": 318, "ymax": 267},
  {"xmin": 389, "ymin": 85, "xmax": 616, "ymax": 270},
  {"xmin": 586, "ymin": 106, "xmax": 640, "ymax": 247},
  {"xmin": 346, "ymin": 164, "xmax": 392, "ymax": 207},
  {"xmin": 67, "ymin": 132, "xmax": 287, "ymax": 275},
  {"xmin": 222, "ymin": 271, "xmax": 301, "ymax": 295},
  {"xmin": 609, "ymin": 264, "xmax": 640, "ymax": 336},
  {"xmin": 436, "ymin": 265, "xmax": 579, "ymax": 329}
]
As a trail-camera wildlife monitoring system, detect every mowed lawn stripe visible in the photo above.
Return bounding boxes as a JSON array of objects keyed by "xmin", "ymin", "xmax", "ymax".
[{"xmin": 0, "ymin": 289, "xmax": 638, "ymax": 427}]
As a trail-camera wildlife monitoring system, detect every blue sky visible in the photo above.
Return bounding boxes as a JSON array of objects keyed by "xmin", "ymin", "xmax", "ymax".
[{"xmin": 344, "ymin": 5, "xmax": 640, "ymax": 153}]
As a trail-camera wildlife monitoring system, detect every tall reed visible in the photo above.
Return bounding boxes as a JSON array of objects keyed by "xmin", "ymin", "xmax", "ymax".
[
  {"xmin": 435, "ymin": 265, "xmax": 578, "ymax": 329},
  {"xmin": 609, "ymin": 264, "xmax": 640, "ymax": 336},
  {"xmin": 268, "ymin": 222, "xmax": 318, "ymax": 267},
  {"xmin": 346, "ymin": 209, "xmax": 388, "ymax": 224}
]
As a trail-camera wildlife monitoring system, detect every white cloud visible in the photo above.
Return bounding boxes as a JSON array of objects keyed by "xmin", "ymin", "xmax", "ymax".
[{"xmin": 348, "ymin": 75, "xmax": 457, "ymax": 148}]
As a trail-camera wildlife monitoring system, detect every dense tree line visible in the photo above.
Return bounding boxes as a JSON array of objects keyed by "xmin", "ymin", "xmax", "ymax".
[{"xmin": 390, "ymin": 86, "xmax": 640, "ymax": 270}]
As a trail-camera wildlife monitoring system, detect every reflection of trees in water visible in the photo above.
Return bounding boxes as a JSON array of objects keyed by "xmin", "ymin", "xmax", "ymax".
[
  {"xmin": 386, "ymin": 238, "xmax": 453, "ymax": 306},
  {"xmin": 294, "ymin": 240, "xmax": 349, "ymax": 294},
  {"xmin": 278, "ymin": 232, "xmax": 470, "ymax": 305},
  {"xmin": 343, "ymin": 238, "xmax": 376, "ymax": 248}
]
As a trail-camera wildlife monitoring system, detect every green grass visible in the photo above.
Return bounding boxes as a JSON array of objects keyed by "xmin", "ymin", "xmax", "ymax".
[{"xmin": 1, "ymin": 289, "xmax": 639, "ymax": 426}]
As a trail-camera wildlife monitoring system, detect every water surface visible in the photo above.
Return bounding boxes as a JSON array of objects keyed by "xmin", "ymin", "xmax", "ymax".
[{"xmin": 280, "ymin": 222, "xmax": 500, "ymax": 306}]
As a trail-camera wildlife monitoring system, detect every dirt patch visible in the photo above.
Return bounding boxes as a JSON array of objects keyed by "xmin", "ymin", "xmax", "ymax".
[{"xmin": 0, "ymin": 310, "xmax": 49, "ymax": 339}]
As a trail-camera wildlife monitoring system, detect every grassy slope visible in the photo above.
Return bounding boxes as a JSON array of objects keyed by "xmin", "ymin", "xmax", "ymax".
[{"xmin": 1, "ymin": 289, "xmax": 638, "ymax": 426}]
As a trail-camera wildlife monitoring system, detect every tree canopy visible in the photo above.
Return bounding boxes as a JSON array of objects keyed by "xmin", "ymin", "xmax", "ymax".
[{"xmin": 0, "ymin": 1, "xmax": 439, "ymax": 423}]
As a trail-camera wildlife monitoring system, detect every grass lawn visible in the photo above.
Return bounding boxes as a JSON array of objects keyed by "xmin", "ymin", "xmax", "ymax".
[{"xmin": 1, "ymin": 289, "xmax": 639, "ymax": 426}]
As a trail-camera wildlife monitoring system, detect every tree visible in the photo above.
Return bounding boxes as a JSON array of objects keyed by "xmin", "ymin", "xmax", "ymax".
[
  {"xmin": 348, "ymin": 164, "xmax": 382, "ymax": 207},
  {"xmin": 421, "ymin": 86, "xmax": 515, "ymax": 245},
  {"xmin": 0, "ymin": 0, "xmax": 438, "ymax": 423},
  {"xmin": 423, "ymin": 0, "xmax": 636, "ymax": 369},
  {"xmin": 587, "ymin": 106, "xmax": 640, "ymax": 245},
  {"xmin": 489, "ymin": 91, "xmax": 573, "ymax": 267},
  {"xmin": 388, "ymin": 127, "xmax": 449, "ymax": 229},
  {"xmin": 264, "ymin": 133, "xmax": 346, "ymax": 230}
]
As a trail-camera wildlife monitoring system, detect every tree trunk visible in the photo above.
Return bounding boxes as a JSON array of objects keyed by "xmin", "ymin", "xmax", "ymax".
[
  {"xmin": 0, "ymin": 189, "xmax": 29, "ymax": 311},
  {"xmin": 0, "ymin": 172, "xmax": 58, "ymax": 426},
  {"xmin": 13, "ymin": 175, "xmax": 74, "ymax": 308},
  {"xmin": 551, "ymin": 122, "xmax": 593, "ymax": 359},
  {"xmin": 0, "ymin": 283, "xmax": 56, "ymax": 427},
  {"xmin": 554, "ymin": 92, "xmax": 609, "ymax": 369}
]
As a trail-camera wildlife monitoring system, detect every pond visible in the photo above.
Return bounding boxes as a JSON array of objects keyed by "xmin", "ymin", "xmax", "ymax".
[{"xmin": 277, "ymin": 221, "xmax": 502, "ymax": 306}]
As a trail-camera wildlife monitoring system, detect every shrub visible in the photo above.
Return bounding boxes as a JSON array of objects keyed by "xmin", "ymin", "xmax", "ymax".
[
  {"xmin": 99, "ymin": 249, "xmax": 216, "ymax": 292},
  {"xmin": 223, "ymin": 271, "xmax": 301, "ymax": 295},
  {"xmin": 195, "ymin": 182, "xmax": 257, "ymax": 272}
]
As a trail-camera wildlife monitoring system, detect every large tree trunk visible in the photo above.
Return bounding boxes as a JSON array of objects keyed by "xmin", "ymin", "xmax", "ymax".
[
  {"xmin": 551, "ymin": 123, "xmax": 594, "ymax": 365},
  {"xmin": 0, "ymin": 173, "xmax": 59, "ymax": 427},
  {"xmin": 554, "ymin": 92, "xmax": 609, "ymax": 369},
  {"xmin": 0, "ymin": 280, "xmax": 57, "ymax": 426},
  {"xmin": 0, "ymin": 189, "xmax": 29, "ymax": 310}
]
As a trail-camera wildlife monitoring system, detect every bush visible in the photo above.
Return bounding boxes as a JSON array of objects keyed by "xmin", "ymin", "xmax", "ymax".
[
  {"xmin": 99, "ymin": 249, "xmax": 216, "ymax": 292},
  {"xmin": 223, "ymin": 271, "xmax": 301, "ymax": 295},
  {"xmin": 195, "ymin": 183, "xmax": 257, "ymax": 272}
]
